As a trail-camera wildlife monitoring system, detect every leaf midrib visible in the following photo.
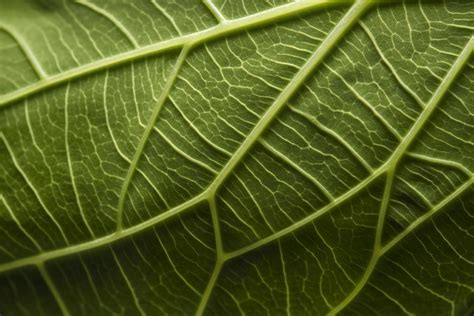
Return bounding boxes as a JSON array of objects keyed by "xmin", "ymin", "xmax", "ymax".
[{"xmin": 0, "ymin": 0, "xmax": 343, "ymax": 107}]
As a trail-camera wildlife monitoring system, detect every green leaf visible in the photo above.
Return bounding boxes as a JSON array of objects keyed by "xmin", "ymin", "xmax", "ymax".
[{"xmin": 0, "ymin": 0, "xmax": 473, "ymax": 315}]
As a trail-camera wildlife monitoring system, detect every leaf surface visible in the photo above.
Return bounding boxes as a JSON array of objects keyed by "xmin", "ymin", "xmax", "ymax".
[{"xmin": 0, "ymin": 0, "xmax": 473, "ymax": 315}]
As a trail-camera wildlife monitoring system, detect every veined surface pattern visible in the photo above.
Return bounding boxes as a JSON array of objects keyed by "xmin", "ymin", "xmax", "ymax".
[{"xmin": 0, "ymin": 0, "xmax": 473, "ymax": 315}]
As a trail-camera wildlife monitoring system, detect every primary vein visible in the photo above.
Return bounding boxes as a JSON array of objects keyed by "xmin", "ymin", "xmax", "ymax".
[
  {"xmin": 206, "ymin": 0, "xmax": 373, "ymax": 196},
  {"xmin": 0, "ymin": 192, "xmax": 207, "ymax": 274}
]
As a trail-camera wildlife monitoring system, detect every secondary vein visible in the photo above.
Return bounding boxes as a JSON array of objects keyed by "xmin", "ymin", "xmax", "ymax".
[{"xmin": 115, "ymin": 46, "xmax": 190, "ymax": 232}]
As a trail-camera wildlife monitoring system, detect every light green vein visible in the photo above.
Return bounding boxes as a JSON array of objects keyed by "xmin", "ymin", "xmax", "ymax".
[
  {"xmin": 196, "ymin": 194, "xmax": 225, "ymax": 315},
  {"xmin": 328, "ymin": 169, "xmax": 395, "ymax": 316},
  {"xmin": 75, "ymin": 0, "xmax": 139, "ymax": 48},
  {"xmin": 359, "ymin": 21, "xmax": 425, "ymax": 108},
  {"xmin": 110, "ymin": 247, "xmax": 146, "ymax": 316},
  {"xmin": 224, "ymin": 165, "xmax": 386, "ymax": 260},
  {"xmin": 0, "ymin": 0, "xmax": 343, "ymax": 108},
  {"xmin": 187, "ymin": 2, "xmax": 372, "ymax": 311},
  {"xmin": 405, "ymin": 152, "xmax": 472, "ymax": 177},
  {"xmin": 0, "ymin": 26, "xmax": 47, "ymax": 79},
  {"xmin": 259, "ymin": 138, "xmax": 335, "ymax": 201},
  {"xmin": 0, "ymin": 192, "xmax": 207, "ymax": 274},
  {"xmin": 150, "ymin": 0, "xmax": 182, "ymax": 35},
  {"xmin": 288, "ymin": 105, "xmax": 374, "ymax": 173},
  {"xmin": 38, "ymin": 263, "xmax": 71, "ymax": 316},
  {"xmin": 203, "ymin": 0, "xmax": 227, "ymax": 24},
  {"xmin": 115, "ymin": 46, "xmax": 189, "ymax": 232},
  {"xmin": 64, "ymin": 82, "xmax": 96, "ymax": 238},
  {"xmin": 196, "ymin": 260, "xmax": 223, "ymax": 315},
  {"xmin": 224, "ymin": 35, "xmax": 473, "ymax": 262},
  {"xmin": 0, "ymin": 134, "xmax": 70, "ymax": 246},
  {"xmin": 155, "ymin": 229, "xmax": 201, "ymax": 296},
  {"xmin": 209, "ymin": 195, "xmax": 224, "ymax": 256},
  {"xmin": 0, "ymin": 196, "xmax": 43, "ymax": 252},
  {"xmin": 206, "ymin": 0, "xmax": 373, "ymax": 196},
  {"xmin": 381, "ymin": 177, "xmax": 473, "ymax": 256},
  {"xmin": 279, "ymin": 239, "xmax": 291, "ymax": 316}
]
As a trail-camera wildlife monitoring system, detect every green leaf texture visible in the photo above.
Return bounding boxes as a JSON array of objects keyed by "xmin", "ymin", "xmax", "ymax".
[{"xmin": 0, "ymin": 0, "xmax": 473, "ymax": 315}]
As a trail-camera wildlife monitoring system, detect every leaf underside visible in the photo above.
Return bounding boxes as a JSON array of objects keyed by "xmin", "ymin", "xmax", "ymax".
[{"xmin": 0, "ymin": 0, "xmax": 473, "ymax": 315}]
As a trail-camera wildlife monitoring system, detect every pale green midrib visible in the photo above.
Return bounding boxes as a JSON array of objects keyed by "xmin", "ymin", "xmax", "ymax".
[
  {"xmin": 224, "ymin": 36, "xmax": 474, "ymax": 261},
  {"xmin": 0, "ymin": 0, "xmax": 343, "ymax": 108},
  {"xmin": 0, "ymin": 192, "xmax": 207, "ymax": 273}
]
